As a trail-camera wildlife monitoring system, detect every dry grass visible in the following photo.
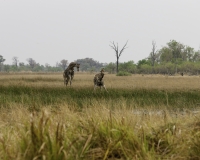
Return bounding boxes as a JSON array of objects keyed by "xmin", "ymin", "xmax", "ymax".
[
  {"xmin": 0, "ymin": 72, "xmax": 200, "ymax": 90},
  {"xmin": 0, "ymin": 104, "xmax": 200, "ymax": 159},
  {"xmin": 0, "ymin": 72, "xmax": 200, "ymax": 159}
]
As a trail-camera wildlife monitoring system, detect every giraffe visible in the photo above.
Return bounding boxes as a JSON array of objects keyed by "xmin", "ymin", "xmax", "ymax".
[
  {"xmin": 93, "ymin": 68, "xmax": 108, "ymax": 92},
  {"xmin": 63, "ymin": 62, "xmax": 80, "ymax": 86}
]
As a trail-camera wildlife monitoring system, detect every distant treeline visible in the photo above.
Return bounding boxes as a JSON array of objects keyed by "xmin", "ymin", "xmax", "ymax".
[
  {"xmin": 0, "ymin": 56, "xmax": 105, "ymax": 73},
  {"xmin": 1, "ymin": 40, "xmax": 200, "ymax": 75}
]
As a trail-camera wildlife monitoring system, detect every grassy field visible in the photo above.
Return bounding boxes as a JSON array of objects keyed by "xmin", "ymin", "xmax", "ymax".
[{"xmin": 0, "ymin": 72, "xmax": 200, "ymax": 159}]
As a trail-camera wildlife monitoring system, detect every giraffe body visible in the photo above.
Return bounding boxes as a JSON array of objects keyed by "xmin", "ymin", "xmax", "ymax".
[
  {"xmin": 93, "ymin": 69, "xmax": 108, "ymax": 92},
  {"xmin": 63, "ymin": 62, "xmax": 80, "ymax": 86}
]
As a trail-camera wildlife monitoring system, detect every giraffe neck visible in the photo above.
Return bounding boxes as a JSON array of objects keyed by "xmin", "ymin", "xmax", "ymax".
[
  {"xmin": 65, "ymin": 62, "xmax": 80, "ymax": 72},
  {"xmin": 66, "ymin": 63, "xmax": 76, "ymax": 70}
]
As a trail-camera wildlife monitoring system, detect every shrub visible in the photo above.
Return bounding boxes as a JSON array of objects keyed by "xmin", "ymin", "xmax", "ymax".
[{"xmin": 116, "ymin": 71, "xmax": 131, "ymax": 76}]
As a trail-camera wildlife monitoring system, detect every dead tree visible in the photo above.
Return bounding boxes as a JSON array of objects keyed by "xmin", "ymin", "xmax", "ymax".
[
  {"xmin": 110, "ymin": 41, "xmax": 128, "ymax": 73},
  {"xmin": 12, "ymin": 57, "xmax": 19, "ymax": 67},
  {"xmin": 27, "ymin": 58, "xmax": 36, "ymax": 70},
  {"xmin": 150, "ymin": 41, "xmax": 157, "ymax": 73}
]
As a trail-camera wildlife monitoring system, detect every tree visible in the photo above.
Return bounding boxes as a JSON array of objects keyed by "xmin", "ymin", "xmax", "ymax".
[
  {"xmin": 104, "ymin": 62, "xmax": 116, "ymax": 74},
  {"xmin": 119, "ymin": 61, "xmax": 136, "ymax": 73},
  {"xmin": 137, "ymin": 59, "xmax": 151, "ymax": 69},
  {"xmin": 140, "ymin": 64, "xmax": 152, "ymax": 74},
  {"xmin": 60, "ymin": 59, "xmax": 68, "ymax": 70},
  {"xmin": 165, "ymin": 62, "xmax": 175, "ymax": 74},
  {"xmin": 0, "ymin": 55, "xmax": 5, "ymax": 71},
  {"xmin": 167, "ymin": 40, "xmax": 184, "ymax": 74},
  {"xmin": 148, "ymin": 41, "xmax": 160, "ymax": 73},
  {"xmin": 159, "ymin": 47, "xmax": 173, "ymax": 63},
  {"xmin": 12, "ymin": 57, "xmax": 19, "ymax": 67},
  {"xmin": 27, "ymin": 58, "xmax": 36, "ymax": 70},
  {"xmin": 75, "ymin": 58, "xmax": 104, "ymax": 71},
  {"xmin": 4, "ymin": 64, "xmax": 10, "ymax": 72},
  {"xmin": 192, "ymin": 51, "xmax": 200, "ymax": 62},
  {"xmin": 150, "ymin": 41, "xmax": 157, "ymax": 66},
  {"xmin": 0, "ymin": 55, "xmax": 5, "ymax": 64},
  {"xmin": 183, "ymin": 46, "xmax": 194, "ymax": 61},
  {"xmin": 19, "ymin": 62, "xmax": 25, "ymax": 67},
  {"xmin": 110, "ymin": 41, "xmax": 128, "ymax": 73}
]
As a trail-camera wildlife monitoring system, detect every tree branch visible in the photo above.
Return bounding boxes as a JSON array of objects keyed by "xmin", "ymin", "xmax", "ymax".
[
  {"xmin": 119, "ymin": 40, "xmax": 128, "ymax": 57},
  {"xmin": 110, "ymin": 41, "xmax": 119, "ymax": 58}
]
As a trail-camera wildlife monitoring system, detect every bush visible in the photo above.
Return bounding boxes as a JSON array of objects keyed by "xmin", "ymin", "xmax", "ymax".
[{"xmin": 116, "ymin": 71, "xmax": 131, "ymax": 76}]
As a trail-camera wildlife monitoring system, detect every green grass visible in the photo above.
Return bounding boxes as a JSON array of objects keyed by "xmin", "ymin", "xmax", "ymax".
[{"xmin": 0, "ymin": 85, "xmax": 200, "ymax": 110}]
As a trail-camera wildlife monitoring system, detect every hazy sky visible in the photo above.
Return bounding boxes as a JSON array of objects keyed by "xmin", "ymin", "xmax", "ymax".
[{"xmin": 1, "ymin": 0, "xmax": 200, "ymax": 66}]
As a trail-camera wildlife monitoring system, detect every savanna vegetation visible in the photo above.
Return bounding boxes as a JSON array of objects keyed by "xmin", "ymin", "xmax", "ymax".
[
  {"xmin": 1, "ymin": 40, "xmax": 200, "ymax": 76},
  {"xmin": 1, "ymin": 72, "xmax": 200, "ymax": 159},
  {"xmin": 1, "ymin": 39, "xmax": 200, "ymax": 159},
  {"xmin": 105, "ymin": 40, "xmax": 200, "ymax": 75}
]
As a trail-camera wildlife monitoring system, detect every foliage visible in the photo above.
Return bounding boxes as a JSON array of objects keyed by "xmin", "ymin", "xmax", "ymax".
[
  {"xmin": 59, "ymin": 59, "xmax": 68, "ymax": 70},
  {"xmin": 134, "ymin": 40, "xmax": 200, "ymax": 74},
  {"xmin": 27, "ymin": 58, "xmax": 36, "ymax": 70},
  {"xmin": 105, "ymin": 61, "xmax": 136, "ymax": 74},
  {"xmin": 1, "ymin": 39, "xmax": 200, "ymax": 75},
  {"xmin": 75, "ymin": 58, "xmax": 104, "ymax": 72},
  {"xmin": 0, "ymin": 55, "xmax": 5, "ymax": 64},
  {"xmin": 0, "ymin": 55, "xmax": 6, "ymax": 72},
  {"xmin": 137, "ymin": 59, "xmax": 151, "ymax": 69},
  {"xmin": 116, "ymin": 71, "xmax": 132, "ymax": 76},
  {"xmin": 104, "ymin": 62, "xmax": 116, "ymax": 74},
  {"xmin": 139, "ymin": 64, "xmax": 152, "ymax": 74},
  {"xmin": 118, "ymin": 61, "xmax": 136, "ymax": 73}
]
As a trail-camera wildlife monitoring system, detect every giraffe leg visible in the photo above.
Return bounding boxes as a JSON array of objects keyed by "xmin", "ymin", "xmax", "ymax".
[
  {"xmin": 103, "ymin": 85, "xmax": 108, "ymax": 92},
  {"xmin": 66, "ymin": 75, "xmax": 70, "ymax": 86},
  {"xmin": 64, "ymin": 77, "xmax": 66, "ymax": 85},
  {"xmin": 69, "ymin": 71, "xmax": 74, "ymax": 86},
  {"xmin": 65, "ymin": 79, "xmax": 69, "ymax": 86},
  {"xmin": 94, "ymin": 84, "xmax": 97, "ymax": 92},
  {"xmin": 63, "ymin": 72, "xmax": 66, "ymax": 85},
  {"xmin": 71, "ymin": 71, "xmax": 74, "ymax": 81},
  {"xmin": 69, "ymin": 76, "xmax": 72, "ymax": 86}
]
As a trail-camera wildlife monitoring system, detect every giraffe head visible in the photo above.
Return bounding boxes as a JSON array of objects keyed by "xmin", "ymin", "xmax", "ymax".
[
  {"xmin": 100, "ymin": 68, "xmax": 104, "ymax": 73},
  {"xmin": 76, "ymin": 63, "xmax": 80, "ymax": 71}
]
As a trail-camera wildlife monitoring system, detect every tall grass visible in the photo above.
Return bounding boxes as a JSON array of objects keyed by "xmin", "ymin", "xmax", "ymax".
[
  {"xmin": 0, "ymin": 105, "xmax": 200, "ymax": 159},
  {"xmin": 0, "ymin": 73, "xmax": 200, "ymax": 159},
  {"xmin": 0, "ymin": 85, "xmax": 200, "ymax": 110}
]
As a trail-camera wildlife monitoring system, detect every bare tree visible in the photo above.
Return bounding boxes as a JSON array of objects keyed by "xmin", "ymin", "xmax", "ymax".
[
  {"xmin": 150, "ymin": 41, "xmax": 157, "ymax": 65},
  {"xmin": 45, "ymin": 63, "xmax": 50, "ymax": 68},
  {"xmin": 12, "ymin": 57, "xmax": 19, "ymax": 67},
  {"xmin": 27, "ymin": 58, "xmax": 36, "ymax": 70},
  {"xmin": 60, "ymin": 59, "xmax": 68, "ymax": 70},
  {"xmin": 56, "ymin": 62, "xmax": 60, "ymax": 67},
  {"xmin": 149, "ymin": 41, "xmax": 158, "ymax": 73},
  {"xmin": 110, "ymin": 41, "xmax": 128, "ymax": 73}
]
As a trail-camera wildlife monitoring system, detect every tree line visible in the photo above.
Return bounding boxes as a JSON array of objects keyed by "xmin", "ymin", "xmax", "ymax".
[
  {"xmin": 106, "ymin": 40, "xmax": 200, "ymax": 75},
  {"xmin": 0, "ymin": 57, "xmax": 104, "ymax": 73},
  {"xmin": 1, "ymin": 40, "xmax": 200, "ymax": 75}
]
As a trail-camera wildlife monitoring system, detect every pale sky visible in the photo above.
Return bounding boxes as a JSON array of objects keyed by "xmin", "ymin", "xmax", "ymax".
[{"xmin": 1, "ymin": 0, "xmax": 200, "ymax": 66}]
